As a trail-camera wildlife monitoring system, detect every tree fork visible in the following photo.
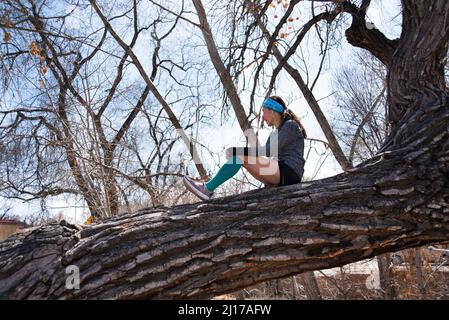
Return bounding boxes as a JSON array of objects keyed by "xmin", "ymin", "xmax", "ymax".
[{"xmin": 341, "ymin": 0, "xmax": 398, "ymax": 67}]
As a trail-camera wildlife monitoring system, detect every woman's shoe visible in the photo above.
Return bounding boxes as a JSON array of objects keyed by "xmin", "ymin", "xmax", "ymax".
[{"xmin": 183, "ymin": 175, "xmax": 214, "ymax": 200}]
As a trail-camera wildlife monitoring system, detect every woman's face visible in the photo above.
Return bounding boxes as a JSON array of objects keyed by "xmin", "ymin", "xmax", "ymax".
[{"xmin": 262, "ymin": 106, "xmax": 275, "ymax": 126}]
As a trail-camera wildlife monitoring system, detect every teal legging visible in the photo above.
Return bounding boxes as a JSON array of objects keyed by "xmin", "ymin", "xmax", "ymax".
[{"xmin": 205, "ymin": 155, "xmax": 243, "ymax": 192}]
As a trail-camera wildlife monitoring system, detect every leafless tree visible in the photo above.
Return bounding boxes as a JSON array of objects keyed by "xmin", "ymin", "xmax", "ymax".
[
  {"xmin": 0, "ymin": 203, "xmax": 12, "ymax": 220},
  {"xmin": 332, "ymin": 51, "xmax": 387, "ymax": 166},
  {"xmin": 1, "ymin": 0, "xmax": 211, "ymax": 218}
]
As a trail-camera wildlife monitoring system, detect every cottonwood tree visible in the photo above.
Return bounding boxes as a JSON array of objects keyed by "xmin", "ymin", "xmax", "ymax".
[{"xmin": 1, "ymin": 0, "xmax": 449, "ymax": 299}]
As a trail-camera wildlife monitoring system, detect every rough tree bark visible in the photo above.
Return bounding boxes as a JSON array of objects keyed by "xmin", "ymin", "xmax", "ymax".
[{"xmin": 0, "ymin": 0, "xmax": 449, "ymax": 299}]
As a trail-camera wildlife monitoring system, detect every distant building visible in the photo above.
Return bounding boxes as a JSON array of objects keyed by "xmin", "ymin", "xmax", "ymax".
[{"xmin": 0, "ymin": 220, "xmax": 24, "ymax": 241}]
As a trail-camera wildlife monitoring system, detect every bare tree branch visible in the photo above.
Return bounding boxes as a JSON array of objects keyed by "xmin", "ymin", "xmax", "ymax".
[{"xmin": 89, "ymin": 0, "xmax": 209, "ymax": 179}]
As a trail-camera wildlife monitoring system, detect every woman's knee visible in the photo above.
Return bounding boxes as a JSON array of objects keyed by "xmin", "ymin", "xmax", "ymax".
[{"xmin": 243, "ymin": 158, "xmax": 280, "ymax": 184}]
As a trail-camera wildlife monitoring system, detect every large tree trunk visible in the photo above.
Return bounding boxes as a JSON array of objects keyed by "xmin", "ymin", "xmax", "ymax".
[
  {"xmin": 387, "ymin": 1, "xmax": 449, "ymax": 126},
  {"xmin": 1, "ymin": 0, "xmax": 449, "ymax": 299}
]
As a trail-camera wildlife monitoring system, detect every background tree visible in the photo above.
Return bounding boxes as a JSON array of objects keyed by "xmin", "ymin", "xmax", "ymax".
[
  {"xmin": 332, "ymin": 51, "xmax": 387, "ymax": 167},
  {"xmin": 1, "ymin": 0, "xmax": 213, "ymax": 218}
]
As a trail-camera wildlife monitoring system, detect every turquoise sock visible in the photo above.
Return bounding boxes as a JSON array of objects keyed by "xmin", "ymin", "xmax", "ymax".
[{"xmin": 205, "ymin": 155, "xmax": 243, "ymax": 192}]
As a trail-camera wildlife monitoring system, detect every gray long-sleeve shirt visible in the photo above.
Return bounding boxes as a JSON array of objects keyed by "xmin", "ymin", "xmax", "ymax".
[{"xmin": 232, "ymin": 120, "xmax": 305, "ymax": 178}]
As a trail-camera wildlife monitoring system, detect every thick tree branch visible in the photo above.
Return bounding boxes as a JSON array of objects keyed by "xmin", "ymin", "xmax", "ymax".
[{"xmin": 340, "ymin": 1, "xmax": 398, "ymax": 66}]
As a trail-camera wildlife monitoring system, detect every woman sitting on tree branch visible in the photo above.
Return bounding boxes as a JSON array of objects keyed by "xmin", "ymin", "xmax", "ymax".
[{"xmin": 183, "ymin": 96, "xmax": 307, "ymax": 200}]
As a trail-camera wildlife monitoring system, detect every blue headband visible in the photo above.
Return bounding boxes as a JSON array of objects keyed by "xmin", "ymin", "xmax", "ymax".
[{"xmin": 262, "ymin": 97, "xmax": 285, "ymax": 113}]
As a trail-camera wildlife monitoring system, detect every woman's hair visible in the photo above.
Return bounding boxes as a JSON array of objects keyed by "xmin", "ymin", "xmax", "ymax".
[{"xmin": 270, "ymin": 96, "xmax": 307, "ymax": 138}]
